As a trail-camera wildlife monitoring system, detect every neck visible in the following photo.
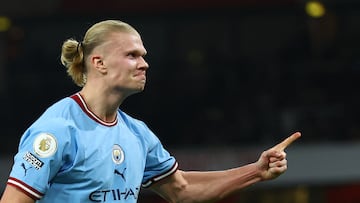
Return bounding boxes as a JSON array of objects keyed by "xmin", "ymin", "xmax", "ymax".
[{"xmin": 79, "ymin": 87, "xmax": 125, "ymax": 123}]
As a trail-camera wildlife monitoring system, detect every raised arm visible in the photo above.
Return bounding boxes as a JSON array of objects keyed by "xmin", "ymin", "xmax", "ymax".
[{"xmin": 150, "ymin": 132, "xmax": 301, "ymax": 203}]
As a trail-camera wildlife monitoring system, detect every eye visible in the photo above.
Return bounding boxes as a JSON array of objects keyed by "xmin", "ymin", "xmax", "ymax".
[
  {"xmin": 127, "ymin": 53, "xmax": 136, "ymax": 58},
  {"xmin": 126, "ymin": 50, "xmax": 146, "ymax": 59}
]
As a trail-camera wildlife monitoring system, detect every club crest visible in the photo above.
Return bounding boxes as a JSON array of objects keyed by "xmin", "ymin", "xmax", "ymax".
[{"xmin": 112, "ymin": 144, "xmax": 124, "ymax": 164}]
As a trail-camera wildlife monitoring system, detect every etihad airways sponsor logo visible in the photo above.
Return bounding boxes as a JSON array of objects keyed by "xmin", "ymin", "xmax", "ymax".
[{"xmin": 89, "ymin": 187, "xmax": 140, "ymax": 202}]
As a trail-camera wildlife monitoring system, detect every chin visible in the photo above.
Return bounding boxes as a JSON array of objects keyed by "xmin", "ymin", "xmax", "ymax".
[
  {"xmin": 135, "ymin": 86, "xmax": 145, "ymax": 93},
  {"xmin": 138, "ymin": 87, "xmax": 145, "ymax": 92}
]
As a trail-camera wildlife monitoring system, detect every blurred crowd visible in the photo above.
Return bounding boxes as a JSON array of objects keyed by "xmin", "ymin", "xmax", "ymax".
[{"xmin": 0, "ymin": 4, "xmax": 359, "ymax": 153}]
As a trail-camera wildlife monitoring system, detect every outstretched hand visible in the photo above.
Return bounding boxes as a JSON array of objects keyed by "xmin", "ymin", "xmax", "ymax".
[{"xmin": 256, "ymin": 132, "xmax": 301, "ymax": 180}]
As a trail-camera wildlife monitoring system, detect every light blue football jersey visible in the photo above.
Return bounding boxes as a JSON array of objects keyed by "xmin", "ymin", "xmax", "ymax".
[{"xmin": 7, "ymin": 93, "xmax": 178, "ymax": 203}]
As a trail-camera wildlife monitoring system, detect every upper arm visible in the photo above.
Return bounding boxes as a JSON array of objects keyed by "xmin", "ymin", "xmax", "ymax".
[
  {"xmin": 150, "ymin": 170, "xmax": 205, "ymax": 202},
  {"xmin": 149, "ymin": 165, "xmax": 262, "ymax": 203},
  {"xmin": 149, "ymin": 169, "xmax": 226, "ymax": 203},
  {"xmin": 150, "ymin": 170, "xmax": 189, "ymax": 203},
  {"xmin": 1, "ymin": 184, "xmax": 35, "ymax": 203},
  {"xmin": 5, "ymin": 119, "xmax": 75, "ymax": 201}
]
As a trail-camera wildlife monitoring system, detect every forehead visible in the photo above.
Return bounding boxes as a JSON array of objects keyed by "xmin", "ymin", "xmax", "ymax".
[{"xmin": 106, "ymin": 32, "xmax": 146, "ymax": 52}]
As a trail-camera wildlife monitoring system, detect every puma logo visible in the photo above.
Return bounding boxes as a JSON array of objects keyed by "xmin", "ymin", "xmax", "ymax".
[
  {"xmin": 21, "ymin": 163, "xmax": 32, "ymax": 176},
  {"xmin": 114, "ymin": 168, "xmax": 127, "ymax": 181}
]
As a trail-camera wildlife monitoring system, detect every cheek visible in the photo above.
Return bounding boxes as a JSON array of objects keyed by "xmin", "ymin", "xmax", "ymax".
[
  {"xmin": 108, "ymin": 68, "xmax": 132, "ymax": 83},
  {"xmin": 106, "ymin": 59, "xmax": 135, "ymax": 80}
]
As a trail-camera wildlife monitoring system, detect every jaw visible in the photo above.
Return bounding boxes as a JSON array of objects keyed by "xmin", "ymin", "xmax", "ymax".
[{"xmin": 112, "ymin": 83, "xmax": 146, "ymax": 99}]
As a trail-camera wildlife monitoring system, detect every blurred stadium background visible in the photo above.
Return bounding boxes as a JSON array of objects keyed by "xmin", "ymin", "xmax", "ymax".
[{"xmin": 1, "ymin": 0, "xmax": 359, "ymax": 202}]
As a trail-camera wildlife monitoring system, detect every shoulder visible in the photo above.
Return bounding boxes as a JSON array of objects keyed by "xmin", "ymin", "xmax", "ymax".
[
  {"xmin": 42, "ymin": 96, "xmax": 78, "ymax": 116},
  {"xmin": 23, "ymin": 96, "xmax": 79, "ymax": 146},
  {"xmin": 118, "ymin": 110, "xmax": 148, "ymax": 131},
  {"xmin": 118, "ymin": 110, "xmax": 161, "ymax": 145}
]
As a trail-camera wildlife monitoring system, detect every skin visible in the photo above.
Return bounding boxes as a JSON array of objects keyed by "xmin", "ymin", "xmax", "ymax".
[
  {"xmin": 151, "ymin": 132, "xmax": 301, "ymax": 203},
  {"xmin": 0, "ymin": 30, "xmax": 301, "ymax": 203},
  {"xmin": 80, "ymin": 32, "xmax": 149, "ymax": 122}
]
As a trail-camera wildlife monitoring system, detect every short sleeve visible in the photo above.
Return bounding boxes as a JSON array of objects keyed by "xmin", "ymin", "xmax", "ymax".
[
  {"xmin": 7, "ymin": 118, "xmax": 75, "ymax": 200},
  {"xmin": 117, "ymin": 110, "xmax": 178, "ymax": 188},
  {"xmin": 141, "ymin": 129, "xmax": 178, "ymax": 188}
]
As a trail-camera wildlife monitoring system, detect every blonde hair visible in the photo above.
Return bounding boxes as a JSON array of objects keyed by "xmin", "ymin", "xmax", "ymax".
[{"xmin": 60, "ymin": 20, "xmax": 138, "ymax": 87}]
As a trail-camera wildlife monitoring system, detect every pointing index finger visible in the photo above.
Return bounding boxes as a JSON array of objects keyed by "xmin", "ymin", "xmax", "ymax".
[{"xmin": 272, "ymin": 132, "xmax": 301, "ymax": 151}]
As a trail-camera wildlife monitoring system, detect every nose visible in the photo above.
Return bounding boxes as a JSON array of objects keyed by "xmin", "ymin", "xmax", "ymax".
[{"xmin": 139, "ymin": 57, "xmax": 149, "ymax": 70}]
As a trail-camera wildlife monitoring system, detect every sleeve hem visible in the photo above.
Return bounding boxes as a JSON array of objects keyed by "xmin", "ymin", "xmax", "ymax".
[
  {"xmin": 7, "ymin": 177, "xmax": 43, "ymax": 200},
  {"xmin": 142, "ymin": 162, "xmax": 179, "ymax": 188}
]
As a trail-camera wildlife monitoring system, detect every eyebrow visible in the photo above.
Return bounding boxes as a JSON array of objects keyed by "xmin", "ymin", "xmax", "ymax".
[{"xmin": 127, "ymin": 48, "xmax": 147, "ymax": 56}]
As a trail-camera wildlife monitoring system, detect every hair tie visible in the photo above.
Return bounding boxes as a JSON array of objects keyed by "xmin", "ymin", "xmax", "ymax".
[{"xmin": 77, "ymin": 42, "xmax": 82, "ymax": 53}]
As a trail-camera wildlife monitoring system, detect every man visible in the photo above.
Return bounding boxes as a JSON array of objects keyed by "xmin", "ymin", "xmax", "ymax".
[{"xmin": 0, "ymin": 20, "xmax": 300, "ymax": 203}]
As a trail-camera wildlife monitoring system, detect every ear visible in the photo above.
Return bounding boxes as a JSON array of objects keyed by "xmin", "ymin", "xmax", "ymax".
[{"xmin": 90, "ymin": 55, "xmax": 107, "ymax": 73}]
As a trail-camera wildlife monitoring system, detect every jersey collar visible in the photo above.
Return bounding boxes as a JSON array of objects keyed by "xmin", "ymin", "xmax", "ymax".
[{"xmin": 70, "ymin": 92, "xmax": 118, "ymax": 127}]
